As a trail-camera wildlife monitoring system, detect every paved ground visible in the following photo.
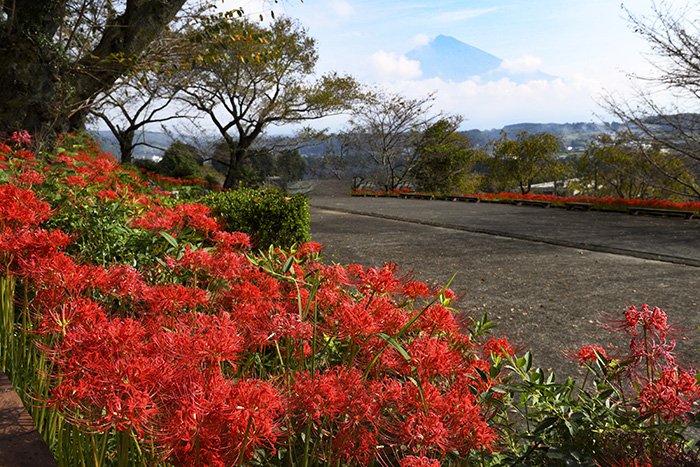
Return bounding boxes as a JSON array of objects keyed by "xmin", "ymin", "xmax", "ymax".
[
  {"xmin": 309, "ymin": 181, "xmax": 700, "ymax": 378},
  {"xmin": 0, "ymin": 373, "xmax": 55, "ymax": 466}
]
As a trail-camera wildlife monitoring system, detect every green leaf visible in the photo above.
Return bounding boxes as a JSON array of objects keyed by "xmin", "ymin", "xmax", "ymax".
[
  {"xmin": 474, "ymin": 366, "xmax": 490, "ymax": 383},
  {"xmin": 376, "ymin": 333, "xmax": 411, "ymax": 363},
  {"xmin": 534, "ymin": 416, "xmax": 559, "ymax": 434},
  {"xmin": 282, "ymin": 256, "xmax": 295, "ymax": 274},
  {"xmin": 158, "ymin": 231, "xmax": 179, "ymax": 249}
]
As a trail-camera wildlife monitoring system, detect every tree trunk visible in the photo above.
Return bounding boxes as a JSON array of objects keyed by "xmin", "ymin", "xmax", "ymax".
[
  {"xmin": 223, "ymin": 146, "xmax": 248, "ymax": 189},
  {"xmin": 0, "ymin": 32, "xmax": 63, "ymax": 137},
  {"xmin": 0, "ymin": 0, "xmax": 187, "ymax": 139},
  {"xmin": 117, "ymin": 129, "xmax": 136, "ymax": 164}
]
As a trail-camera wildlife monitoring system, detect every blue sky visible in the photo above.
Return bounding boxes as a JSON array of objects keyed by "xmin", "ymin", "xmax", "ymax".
[{"xmin": 222, "ymin": 0, "xmax": 662, "ymax": 130}]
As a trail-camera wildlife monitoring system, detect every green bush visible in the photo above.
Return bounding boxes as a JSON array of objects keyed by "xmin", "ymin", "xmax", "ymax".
[
  {"xmin": 202, "ymin": 188, "xmax": 310, "ymax": 249},
  {"xmin": 157, "ymin": 141, "xmax": 201, "ymax": 179}
]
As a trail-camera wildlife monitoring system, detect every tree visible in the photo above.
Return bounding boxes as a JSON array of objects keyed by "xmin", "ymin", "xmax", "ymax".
[
  {"xmin": 178, "ymin": 14, "xmax": 359, "ymax": 188},
  {"xmin": 487, "ymin": 131, "xmax": 565, "ymax": 194},
  {"xmin": 604, "ymin": 1, "xmax": 700, "ymax": 198},
  {"xmin": 157, "ymin": 140, "xmax": 201, "ymax": 179},
  {"xmin": 88, "ymin": 29, "xmax": 197, "ymax": 163},
  {"xmin": 276, "ymin": 149, "xmax": 306, "ymax": 185},
  {"xmin": 575, "ymin": 133, "xmax": 695, "ymax": 199},
  {"xmin": 0, "ymin": 0, "xmax": 201, "ymax": 139},
  {"xmin": 342, "ymin": 90, "xmax": 440, "ymax": 191},
  {"xmin": 413, "ymin": 117, "xmax": 485, "ymax": 193}
]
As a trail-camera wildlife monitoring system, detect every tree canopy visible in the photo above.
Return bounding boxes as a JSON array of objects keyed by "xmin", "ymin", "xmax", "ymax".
[
  {"xmin": 413, "ymin": 118, "xmax": 485, "ymax": 194},
  {"xmin": 0, "ymin": 0, "xmax": 198, "ymax": 139},
  {"xmin": 342, "ymin": 90, "xmax": 441, "ymax": 191},
  {"xmin": 178, "ymin": 14, "xmax": 360, "ymax": 188},
  {"xmin": 488, "ymin": 131, "xmax": 565, "ymax": 194},
  {"xmin": 575, "ymin": 133, "xmax": 695, "ymax": 199}
]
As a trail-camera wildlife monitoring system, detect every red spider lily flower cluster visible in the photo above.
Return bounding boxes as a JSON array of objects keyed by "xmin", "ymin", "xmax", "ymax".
[
  {"xmin": 9, "ymin": 130, "xmax": 31, "ymax": 147},
  {"xmin": 0, "ymin": 135, "xmax": 506, "ymax": 464},
  {"xmin": 575, "ymin": 344, "xmax": 607, "ymax": 366},
  {"xmin": 575, "ymin": 304, "xmax": 699, "ymax": 424},
  {"xmin": 639, "ymin": 368, "xmax": 699, "ymax": 422}
]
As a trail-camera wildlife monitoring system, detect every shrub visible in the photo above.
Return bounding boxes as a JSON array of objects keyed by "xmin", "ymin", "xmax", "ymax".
[
  {"xmin": 202, "ymin": 187, "xmax": 310, "ymax": 249},
  {"xmin": 157, "ymin": 141, "xmax": 201, "ymax": 179}
]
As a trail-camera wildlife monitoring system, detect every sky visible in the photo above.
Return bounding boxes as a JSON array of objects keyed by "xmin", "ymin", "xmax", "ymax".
[{"xmin": 220, "ymin": 0, "xmax": 664, "ymax": 131}]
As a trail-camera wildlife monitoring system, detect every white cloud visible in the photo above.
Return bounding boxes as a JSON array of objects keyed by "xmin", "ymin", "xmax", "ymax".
[
  {"xmin": 378, "ymin": 76, "xmax": 604, "ymax": 129},
  {"xmin": 412, "ymin": 34, "xmax": 431, "ymax": 47},
  {"xmin": 500, "ymin": 55, "xmax": 543, "ymax": 74},
  {"xmin": 330, "ymin": 0, "xmax": 354, "ymax": 18},
  {"xmin": 369, "ymin": 51, "xmax": 422, "ymax": 80},
  {"xmin": 432, "ymin": 7, "xmax": 499, "ymax": 23}
]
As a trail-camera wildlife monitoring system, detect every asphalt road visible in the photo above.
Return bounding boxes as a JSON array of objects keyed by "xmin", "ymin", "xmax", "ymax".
[{"xmin": 308, "ymin": 184, "xmax": 700, "ymax": 378}]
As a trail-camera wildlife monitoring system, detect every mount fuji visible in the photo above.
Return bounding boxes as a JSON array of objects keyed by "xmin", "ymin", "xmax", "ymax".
[{"xmin": 405, "ymin": 35, "xmax": 556, "ymax": 84}]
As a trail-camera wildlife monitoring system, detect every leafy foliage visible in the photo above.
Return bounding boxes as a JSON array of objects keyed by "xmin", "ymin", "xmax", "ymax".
[
  {"xmin": 413, "ymin": 118, "xmax": 486, "ymax": 194},
  {"xmin": 202, "ymin": 188, "xmax": 310, "ymax": 250},
  {"xmin": 157, "ymin": 140, "xmax": 201, "ymax": 179},
  {"xmin": 574, "ymin": 133, "xmax": 696, "ymax": 199},
  {"xmin": 179, "ymin": 14, "xmax": 359, "ymax": 188},
  {"xmin": 487, "ymin": 131, "xmax": 568, "ymax": 194}
]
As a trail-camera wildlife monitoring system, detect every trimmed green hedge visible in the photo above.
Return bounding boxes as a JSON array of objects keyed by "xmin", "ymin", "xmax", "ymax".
[{"xmin": 202, "ymin": 188, "xmax": 310, "ymax": 250}]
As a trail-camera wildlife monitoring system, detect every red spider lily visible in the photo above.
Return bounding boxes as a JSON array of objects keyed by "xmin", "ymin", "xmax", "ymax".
[
  {"xmin": 94, "ymin": 189, "xmax": 118, "ymax": 201},
  {"xmin": 269, "ymin": 312, "xmax": 313, "ymax": 341},
  {"xmin": 291, "ymin": 367, "xmax": 383, "ymax": 464},
  {"xmin": 0, "ymin": 228, "xmax": 71, "ymax": 274},
  {"xmin": 212, "ymin": 231, "xmax": 252, "ymax": 250},
  {"xmin": 296, "ymin": 241, "xmax": 323, "ymax": 259},
  {"xmin": 400, "ymin": 335, "xmax": 465, "ymax": 380},
  {"xmin": 607, "ymin": 305, "xmax": 678, "ymax": 372},
  {"xmin": 37, "ymin": 297, "xmax": 107, "ymax": 336},
  {"xmin": 402, "ymin": 280, "xmax": 432, "ymax": 299},
  {"xmin": 415, "ymin": 304, "xmax": 459, "ymax": 335},
  {"xmin": 400, "ymin": 456, "xmax": 441, "ymax": 467},
  {"xmin": 623, "ymin": 304, "xmax": 671, "ymax": 338},
  {"xmin": 575, "ymin": 344, "xmax": 607, "ymax": 366},
  {"xmin": 0, "ymin": 184, "xmax": 52, "ymax": 228},
  {"xmin": 387, "ymin": 379, "xmax": 495, "ymax": 458},
  {"xmin": 132, "ymin": 203, "xmax": 220, "ymax": 235},
  {"xmin": 353, "ymin": 263, "xmax": 402, "ymax": 294},
  {"xmin": 49, "ymin": 317, "xmax": 162, "ymax": 436},
  {"xmin": 21, "ymin": 251, "xmax": 109, "ymax": 308},
  {"xmin": 11, "ymin": 169, "xmax": 45, "ymax": 187},
  {"xmin": 102, "ymin": 264, "xmax": 147, "ymax": 300},
  {"xmin": 157, "ymin": 374, "xmax": 283, "ymax": 466},
  {"xmin": 483, "ymin": 336, "xmax": 515, "ymax": 358},
  {"xmin": 153, "ymin": 312, "xmax": 244, "ymax": 370},
  {"xmin": 639, "ymin": 368, "xmax": 699, "ymax": 422},
  {"xmin": 9, "ymin": 130, "xmax": 31, "ymax": 146},
  {"xmin": 140, "ymin": 283, "xmax": 209, "ymax": 315}
]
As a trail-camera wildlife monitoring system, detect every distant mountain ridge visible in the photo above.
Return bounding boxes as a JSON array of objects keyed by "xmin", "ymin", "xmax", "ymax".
[
  {"xmin": 406, "ymin": 34, "xmax": 555, "ymax": 83},
  {"xmin": 464, "ymin": 121, "xmax": 620, "ymax": 150},
  {"xmin": 91, "ymin": 121, "xmax": 618, "ymax": 162}
]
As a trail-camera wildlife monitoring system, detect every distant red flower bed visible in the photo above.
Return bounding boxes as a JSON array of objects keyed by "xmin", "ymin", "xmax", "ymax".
[{"xmin": 353, "ymin": 188, "xmax": 700, "ymax": 213}]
